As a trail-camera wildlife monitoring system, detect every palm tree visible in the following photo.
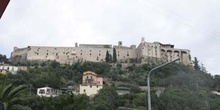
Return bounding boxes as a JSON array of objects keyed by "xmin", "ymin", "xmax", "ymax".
[{"xmin": 0, "ymin": 84, "xmax": 32, "ymax": 110}]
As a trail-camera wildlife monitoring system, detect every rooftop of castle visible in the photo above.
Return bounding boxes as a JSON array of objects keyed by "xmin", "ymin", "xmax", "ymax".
[{"xmin": 79, "ymin": 44, "xmax": 112, "ymax": 48}]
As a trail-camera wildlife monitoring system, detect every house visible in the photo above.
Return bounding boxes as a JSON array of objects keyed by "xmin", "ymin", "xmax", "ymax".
[
  {"xmin": 37, "ymin": 87, "xmax": 58, "ymax": 97},
  {"xmin": 211, "ymin": 91, "xmax": 220, "ymax": 95},
  {"xmin": 0, "ymin": 69, "xmax": 8, "ymax": 75},
  {"xmin": 0, "ymin": 65, "xmax": 19, "ymax": 75},
  {"xmin": 79, "ymin": 71, "xmax": 103, "ymax": 96}
]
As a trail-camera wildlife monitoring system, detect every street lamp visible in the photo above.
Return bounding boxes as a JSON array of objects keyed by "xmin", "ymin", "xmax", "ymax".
[{"xmin": 147, "ymin": 58, "xmax": 180, "ymax": 110}]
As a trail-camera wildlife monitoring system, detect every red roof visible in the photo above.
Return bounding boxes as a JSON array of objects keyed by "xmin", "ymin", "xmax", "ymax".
[{"xmin": 0, "ymin": 0, "xmax": 10, "ymax": 19}]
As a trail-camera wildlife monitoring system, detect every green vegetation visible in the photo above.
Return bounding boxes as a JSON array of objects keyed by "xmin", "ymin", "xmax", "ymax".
[
  {"xmin": 1, "ymin": 55, "xmax": 220, "ymax": 109},
  {"xmin": 0, "ymin": 83, "xmax": 31, "ymax": 110},
  {"xmin": 193, "ymin": 57, "xmax": 201, "ymax": 71},
  {"xmin": 0, "ymin": 54, "xmax": 9, "ymax": 63},
  {"xmin": 27, "ymin": 94, "xmax": 89, "ymax": 110},
  {"xmin": 105, "ymin": 50, "xmax": 110, "ymax": 63},
  {"xmin": 113, "ymin": 48, "xmax": 117, "ymax": 63}
]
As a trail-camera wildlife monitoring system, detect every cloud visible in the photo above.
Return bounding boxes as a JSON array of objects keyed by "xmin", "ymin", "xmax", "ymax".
[{"xmin": 0, "ymin": 0, "xmax": 219, "ymax": 74}]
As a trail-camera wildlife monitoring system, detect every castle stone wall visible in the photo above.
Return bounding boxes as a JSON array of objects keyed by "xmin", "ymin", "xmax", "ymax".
[
  {"xmin": 10, "ymin": 38, "xmax": 192, "ymax": 65},
  {"xmin": 114, "ymin": 47, "xmax": 136, "ymax": 62},
  {"xmin": 136, "ymin": 38, "xmax": 191, "ymax": 65},
  {"xmin": 75, "ymin": 47, "xmax": 113, "ymax": 62}
]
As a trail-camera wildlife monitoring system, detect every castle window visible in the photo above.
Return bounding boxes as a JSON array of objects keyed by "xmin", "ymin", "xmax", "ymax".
[
  {"xmin": 90, "ymin": 85, "xmax": 92, "ymax": 88},
  {"xmin": 127, "ymin": 54, "xmax": 129, "ymax": 56},
  {"xmin": 84, "ymin": 89, "xmax": 86, "ymax": 92},
  {"xmin": 71, "ymin": 53, "xmax": 75, "ymax": 55},
  {"xmin": 99, "ymin": 54, "xmax": 101, "ymax": 56},
  {"xmin": 81, "ymin": 53, "xmax": 82, "ymax": 55},
  {"xmin": 97, "ymin": 85, "xmax": 98, "ymax": 88},
  {"xmin": 90, "ymin": 53, "xmax": 92, "ymax": 56},
  {"xmin": 46, "ymin": 53, "xmax": 48, "ymax": 55},
  {"xmin": 90, "ymin": 50, "xmax": 92, "ymax": 52},
  {"xmin": 118, "ymin": 54, "xmax": 120, "ymax": 57}
]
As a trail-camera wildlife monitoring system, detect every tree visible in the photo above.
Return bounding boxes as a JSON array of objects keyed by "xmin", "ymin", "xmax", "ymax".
[
  {"xmin": 213, "ymin": 75, "xmax": 220, "ymax": 91},
  {"xmin": 193, "ymin": 57, "xmax": 200, "ymax": 71},
  {"xmin": 50, "ymin": 61, "xmax": 60, "ymax": 68},
  {"xmin": 0, "ymin": 84, "xmax": 32, "ymax": 110},
  {"xmin": 93, "ymin": 86, "xmax": 119, "ymax": 110},
  {"xmin": 210, "ymin": 98, "xmax": 220, "ymax": 110},
  {"xmin": 200, "ymin": 63, "xmax": 207, "ymax": 73},
  {"xmin": 0, "ymin": 54, "xmax": 8, "ymax": 63},
  {"xmin": 26, "ymin": 94, "xmax": 89, "ymax": 110},
  {"xmin": 105, "ymin": 51, "xmax": 110, "ymax": 62},
  {"xmin": 113, "ymin": 48, "xmax": 117, "ymax": 63}
]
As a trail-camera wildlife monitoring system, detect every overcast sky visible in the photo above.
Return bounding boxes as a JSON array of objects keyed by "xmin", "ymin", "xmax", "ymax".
[{"xmin": 0, "ymin": 0, "xmax": 219, "ymax": 75}]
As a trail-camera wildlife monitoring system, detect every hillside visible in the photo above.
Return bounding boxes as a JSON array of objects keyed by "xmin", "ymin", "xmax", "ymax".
[{"xmin": 1, "ymin": 54, "xmax": 220, "ymax": 110}]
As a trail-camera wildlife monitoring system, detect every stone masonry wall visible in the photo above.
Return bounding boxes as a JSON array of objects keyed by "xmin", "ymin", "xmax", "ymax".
[{"xmin": 10, "ymin": 38, "xmax": 191, "ymax": 65}]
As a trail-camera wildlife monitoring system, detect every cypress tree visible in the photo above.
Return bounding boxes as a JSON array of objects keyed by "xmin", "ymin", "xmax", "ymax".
[
  {"xmin": 105, "ymin": 50, "xmax": 110, "ymax": 62},
  {"xmin": 193, "ymin": 57, "xmax": 200, "ymax": 70},
  {"xmin": 113, "ymin": 48, "xmax": 117, "ymax": 63}
]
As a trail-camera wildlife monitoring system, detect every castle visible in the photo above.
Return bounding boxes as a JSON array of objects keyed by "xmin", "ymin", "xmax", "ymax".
[{"xmin": 10, "ymin": 38, "xmax": 191, "ymax": 65}]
